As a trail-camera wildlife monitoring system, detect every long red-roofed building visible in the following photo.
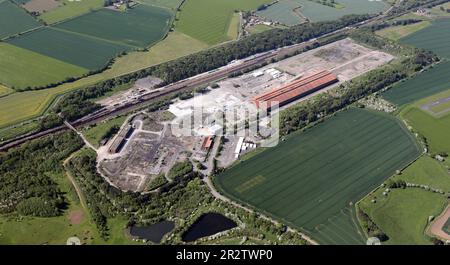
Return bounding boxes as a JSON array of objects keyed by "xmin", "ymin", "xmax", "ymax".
[{"xmin": 253, "ymin": 70, "xmax": 338, "ymax": 110}]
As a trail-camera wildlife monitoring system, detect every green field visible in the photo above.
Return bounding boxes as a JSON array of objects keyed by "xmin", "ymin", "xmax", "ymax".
[
  {"xmin": 359, "ymin": 156, "xmax": 450, "ymax": 244},
  {"xmin": 376, "ymin": 21, "xmax": 431, "ymax": 41},
  {"xmin": 55, "ymin": 4, "xmax": 173, "ymax": 48},
  {"xmin": 429, "ymin": 2, "xmax": 450, "ymax": 18},
  {"xmin": 382, "ymin": 61, "xmax": 450, "ymax": 106},
  {"xmin": 176, "ymin": 0, "xmax": 270, "ymax": 45},
  {"xmin": 401, "ymin": 104, "xmax": 450, "ymax": 155},
  {"xmin": 256, "ymin": 0, "xmax": 307, "ymax": 26},
  {"xmin": 83, "ymin": 116, "xmax": 127, "ymax": 148},
  {"xmin": 7, "ymin": 27, "xmax": 131, "ymax": 70},
  {"xmin": 0, "ymin": 0, "xmax": 41, "ymax": 39},
  {"xmin": 227, "ymin": 12, "xmax": 241, "ymax": 40},
  {"xmin": 0, "ymin": 42, "xmax": 88, "ymax": 89},
  {"xmin": 247, "ymin": 24, "xmax": 281, "ymax": 34},
  {"xmin": 257, "ymin": 0, "xmax": 388, "ymax": 24},
  {"xmin": 0, "ymin": 85, "xmax": 14, "ymax": 97},
  {"xmin": 216, "ymin": 108, "xmax": 421, "ymax": 244},
  {"xmin": 139, "ymin": 0, "xmax": 183, "ymax": 9},
  {"xmin": 38, "ymin": 0, "xmax": 105, "ymax": 24},
  {"xmin": 401, "ymin": 19, "xmax": 450, "ymax": 59},
  {"xmin": 0, "ymin": 31, "xmax": 207, "ymax": 130}
]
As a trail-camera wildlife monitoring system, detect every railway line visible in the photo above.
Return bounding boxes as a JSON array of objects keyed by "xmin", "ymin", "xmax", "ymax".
[{"xmin": 0, "ymin": 5, "xmax": 427, "ymax": 152}]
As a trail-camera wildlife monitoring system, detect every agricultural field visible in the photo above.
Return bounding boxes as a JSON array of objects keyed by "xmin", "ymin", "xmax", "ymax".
[
  {"xmin": 138, "ymin": 0, "xmax": 183, "ymax": 9},
  {"xmin": 381, "ymin": 15, "xmax": 450, "ymax": 107},
  {"xmin": 256, "ymin": 0, "xmax": 389, "ymax": 25},
  {"xmin": 0, "ymin": 0, "xmax": 41, "ymax": 39},
  {"xmin": 382, "ymin": 61, "xmax": 450, "ymax": 106},
  {"xmin": 429, "ymin": 2, "xmax": 450, "ymax": 17},
  {"xmin": 175, "ymin": 0, "xmax": 271, "ymax": 45},
  {"xmin": 227, "ymin": 13, "xmax": 241, "ymax": 40},
  {"xmin": 0, "ymin": 30, "xmax": 207, "ymax": 129},
  {"xmin": 255, "ymin": 0, "xmax": 307, "ymax": 26},
  {"xmin": 376, "ymin": 20, "xmax": 431, "ymax": 41},
  {"xmin": 0, "ymin": 85, "xmax": 14, "ymax": 97},
  {"xmin": 7, "ymin": 27, "xmax": 131, "ymax": 70},
  {"xmin": 0, "ymin": 42, "xmax": 88, "ymax": 90},
  {"xmin": 215, "ymin": 108, "xmax": 421, "ymax": 244},
  {"xmin": 38, "ymin": 0, "xmax": 105, "ymax": 24},
  {"xmin": 55, "ymin": 4, "xmax": 173, "ymax": 48},
  {"xmin": 400, "ymin": 93, "xmax": 450, "ymax": 155},
  {"xmin": 359, "ymin": 156, "xmax": 450, "ymax": 244},
  {"xmin": 401, "ymin": 18, "xmax": 450, "ymax": 59}
]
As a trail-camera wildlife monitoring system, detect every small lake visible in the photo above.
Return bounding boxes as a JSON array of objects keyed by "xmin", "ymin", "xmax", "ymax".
[
  {"xmin": 182, "ymin": 213, "xmax": 237, "ymax": 242},
  {"xmin": 129, "ymin": 220, "xmax": 175, "ymax": 244}
]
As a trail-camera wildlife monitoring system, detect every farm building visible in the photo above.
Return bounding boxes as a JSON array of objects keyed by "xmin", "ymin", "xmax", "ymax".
[{"xmin": 252, "ymin": 70, "xmax": 338, "ymax": 110}]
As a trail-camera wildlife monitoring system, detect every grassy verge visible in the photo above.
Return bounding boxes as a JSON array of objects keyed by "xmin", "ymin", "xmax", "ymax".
[
  {"xmin": 358, "ymin": 156, "xmax": 450, "ymax": 244},
  {"xmin": 83, "ymin": 116, "xmax": 127, "ymax": 148},
  {"xmin": 376, "ymin": 21, "xmax": 431, "ymax": 41}
]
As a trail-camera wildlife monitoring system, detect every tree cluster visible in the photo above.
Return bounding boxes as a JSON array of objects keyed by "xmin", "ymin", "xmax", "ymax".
[
  {"xmin": 0, "ymin": 132, "xmax": 83, "ymax": 217},
  {"xmin": 358, "ymin": 209, "xmax": 389, "ymax": 241}
]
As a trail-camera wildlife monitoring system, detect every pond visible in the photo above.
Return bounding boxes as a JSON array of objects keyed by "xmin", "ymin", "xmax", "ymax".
[
  {"xmin": 129, "ymin": 220, "xmax": 175, "ymax": 244},
  {"xmin": 182, "ymin": 212, "xmax": 237, "ymax": 242}
]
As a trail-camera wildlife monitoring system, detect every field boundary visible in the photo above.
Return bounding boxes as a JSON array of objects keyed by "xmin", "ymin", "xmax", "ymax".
[
  {"xmin": 51, "ymin": 25, "xmax": 139, "ymax": 49},
  {"xmin": 354, "ymin": 111, "xmax": 425, "ymax": 241}
]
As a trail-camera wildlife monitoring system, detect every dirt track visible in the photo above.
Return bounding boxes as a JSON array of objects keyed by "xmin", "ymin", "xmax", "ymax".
[
  {"xmin": 63, "ymin": 152, "xmax": 88, "ymax": 212},
  {"xmin": 429, "ymin": 203, "xmax": 450, "ymax": 241}
]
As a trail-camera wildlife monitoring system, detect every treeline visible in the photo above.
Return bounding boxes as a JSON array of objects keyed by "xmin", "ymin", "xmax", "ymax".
[
  {"xmin": 150, "ymin": 14, "xmax": 372, "ymax": 83},
  {"xmin": 370, "ymin": 18, "xmax": 424, "ymax": 31},
  {"xmin": 167, "ymin": 160, "xmax": 194, "ymax": 180},
  {"xmin": 389, "ymin": 0, "xmax": 450, "ymax": 15},
  {"xmin": 358, "ymin": 209, "xmax": 389, "ymax": 241},
  {"xmin": 279, "ymin": 30, "xmax": 439, "ymax": 135},
  {"xmin": 0, "ymin": 132, "xmax": 83, "ymax": 217}
]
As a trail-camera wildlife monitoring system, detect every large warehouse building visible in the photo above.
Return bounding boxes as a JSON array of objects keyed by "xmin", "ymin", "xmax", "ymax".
[{"xmin": 252, "ymin": 70, "xmax": 338, "ymax": 110}]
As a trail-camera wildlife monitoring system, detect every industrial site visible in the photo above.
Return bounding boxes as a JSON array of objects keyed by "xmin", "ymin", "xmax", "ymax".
[{"xmin": 93, "ymin": 38, "xmax": 395, "ymax": 192}]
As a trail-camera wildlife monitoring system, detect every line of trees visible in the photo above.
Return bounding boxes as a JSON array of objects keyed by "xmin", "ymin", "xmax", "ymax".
[
  {"xmin": 370, "ymin": 18, "xmax": 424, "ymax": 31},
  {"xmin": 358, "ymin": 209, "xmax": 389, "ymax": 241},
  {"xmin": 388, "ymin": 0, "xmax": 450, "ymax": 15}
]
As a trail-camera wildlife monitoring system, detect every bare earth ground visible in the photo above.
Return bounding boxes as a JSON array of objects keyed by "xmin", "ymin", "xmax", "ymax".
[
  {"xmin": 429, "ymin": 204, "xmax": 450, "ymax": 241},
  {"xmin": 23, "ymin": 0, "xmax": 60, "ymax": 13},
  {"xmin": 68, "ymin": 210, "xmax": 84, "ymax": 225}
]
